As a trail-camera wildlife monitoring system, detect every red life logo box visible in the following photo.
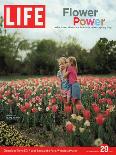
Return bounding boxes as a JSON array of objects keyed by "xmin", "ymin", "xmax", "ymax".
[{"xmin": 4, "ymin": 5, "xmax": 46, "ymax": 28}]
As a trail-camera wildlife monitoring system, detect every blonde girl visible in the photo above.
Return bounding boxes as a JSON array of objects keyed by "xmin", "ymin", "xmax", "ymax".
[
  {"xmin": 57, "ymin": 57, "xmax": 71, "ymax": 103},
  {"xmin": 64, "ymin": 56, "xmax": 83, "ymax": 113}
]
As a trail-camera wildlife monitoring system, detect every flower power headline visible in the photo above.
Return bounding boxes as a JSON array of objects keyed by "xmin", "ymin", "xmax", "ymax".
[{"xmin": 63, "ymin": 8, "xmax": 106, "ymax": 27}]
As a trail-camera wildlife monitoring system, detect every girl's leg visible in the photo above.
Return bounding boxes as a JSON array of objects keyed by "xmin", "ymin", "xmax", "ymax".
[
  {"xmin": 61, "ymin": 89, "xmax": 67, "ymax": 104},
  {"xmin": 67, "ymin": 93, "xmax": 70, "ymax": 104},
  {"xmin": 66, "ymin": 94, "xmax": 71, "ymax": 119},
  {"xmin": 73, "ymin": 103, "xmax": 76, "ymax": 114},
  {"xmin": 65, "ymin": 89, "xmax": 71, "ymax": 104},
  {"xmin": 71, "ymin": 83, "xmax": 83, "ymax": 114}
]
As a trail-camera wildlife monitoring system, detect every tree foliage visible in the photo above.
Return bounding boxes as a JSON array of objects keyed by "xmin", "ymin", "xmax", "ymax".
[{"xmin": 0, "ymin": 19, "xmax": 116, "ymax": 75}]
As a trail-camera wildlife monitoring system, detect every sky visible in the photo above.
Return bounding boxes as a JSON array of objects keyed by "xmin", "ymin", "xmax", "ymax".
[{"xmin": 0, "ymin": 0, "xmax": 116, "ymax": 49}]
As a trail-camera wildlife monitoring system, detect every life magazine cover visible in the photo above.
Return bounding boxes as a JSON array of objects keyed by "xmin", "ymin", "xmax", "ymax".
[{"xmin": 0, "ymin": 0, "xmax": 116, "ymax": 154}]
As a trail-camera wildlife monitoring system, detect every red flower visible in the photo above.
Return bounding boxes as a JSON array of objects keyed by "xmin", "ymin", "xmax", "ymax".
[
  {"xmin": 52, "ymin": 105, "xmax": 58, "ymax": 112},
  {"xmin": 104, "ymin": 109, "xmax": 110, "ymax": 117},
  {"xmin": 98, "ymin": 99, "xmax": 103, "ymax": 104},
  {"xmin": 72, "ymin": 98, "xmax": 76, "ymax": 103},
  {"xmin": 4, "ymin": 90, "xmax": 10, "ymax": 96},
  {"xmin": 48, "ymin": 88, "xmax": 51, "ymax": 93},
  {"xmin": 64, "ymin": 105, "xmax": 72, "ymax": 113},
  {"xmin": 101, "ymin": 92, "xmax": 106, "ymax": 96},
  {"xmin": 20, "ymin": 105, "xmax": 26, "ymax": 113},
  {"xmin": 50, "ymin": 98, "xmax": 56, "ymax": 104},
  {"xmin": 57, "ymin": 95, "xmax": 63, "ymax": 102},
  {"xmin": 92, "ymin": 104, "xmax": 100, "ymax": 113},
  {"xmin": 0, "ymin": 94, "xmax": 3, "ymax": 99},
  {"xmin": 7, "ymin": 99, "xmax": 13, "ymax": 105},
  {"xmin": 98, "ymin": 98, "xmax": 107, "ymax": 104},
  {"xmin": 66, "ymin": 121, "xmax": 75, "ymax": 133},
  {"xmin": 76, "ymin": 103, "xmax": 83, "ymax": 111},
  {"xmin": 83, "ymin": 109, "xmax": 91, "ymax": 120},
  {"xmin": 106, "ymin": 90, "xmax": 114, "ymax": 97},
  {"xmin": 46, "ymin": 105, "xmax": 51, "ymax": 111},
  {"xmin": 31, "ymin": 108, "xmax": 38, "ymax": 113},
  {"xmin": 93, "ymin": 93, "xmax": 99, "ymax": 99},
  {"xmin": 106, "ymin": 98, "xmax": 112, "ymax": 105},
  {"xmin": 92, "ymin": 103, "xmax": 96, "ymax": 108},
  {"xmin": 25, "ymin": 102, "xmax": 31, "ymax": 109},
  {"xmin": 43, "ymin": 93, "xmax": 46, "ymax": 97},
  {"xmin": 24, "ymin": 94, "xmax": 29, "ymax": 99},
  {"xmin": 96, "ymin": 114, "xmax": 105, "ymax": 126},
  {"xmin": 35, "ymin": 96, "xmax": 42, "ymax": 102}
]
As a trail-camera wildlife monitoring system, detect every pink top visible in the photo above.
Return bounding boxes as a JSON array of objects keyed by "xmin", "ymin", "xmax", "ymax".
[{"xmin": 67, "ymin": 66, "xmax": 77, "ymax": 84}]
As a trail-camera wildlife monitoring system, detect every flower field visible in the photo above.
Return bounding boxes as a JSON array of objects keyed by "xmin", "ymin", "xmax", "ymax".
[{"xmin": 0, "ymin": 76, "xmax": 116, "ymax": 146}]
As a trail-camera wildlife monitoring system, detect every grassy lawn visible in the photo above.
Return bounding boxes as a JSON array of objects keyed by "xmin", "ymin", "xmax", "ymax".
[
  {"xmin": 84, "ymin": 73, "xmax": 116, "ymax": 77},
  {"xmin": 0, "ymin": 74, "xmax": 115, "ymax": 82},
  {"xmin": 0, "ymin": 75, "xmax": 42, "ymax": 81}
]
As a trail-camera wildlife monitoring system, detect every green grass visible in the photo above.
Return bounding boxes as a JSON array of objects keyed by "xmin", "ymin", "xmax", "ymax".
[
  {"xmin": 0, "ymin": 75, "xmax": 43, "ymax": 81},
  {"xmin": 84, "ymin": 73, "xmax": 116, "ymax": 78},
  {"xmin": 0, "ymin": 74, "xmax": 115, "ymax": 82}
]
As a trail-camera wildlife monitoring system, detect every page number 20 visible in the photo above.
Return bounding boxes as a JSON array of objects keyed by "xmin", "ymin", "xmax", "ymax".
[{"xmin": 100, "ymin": 145, "xmax": 108, "ymax": 152}]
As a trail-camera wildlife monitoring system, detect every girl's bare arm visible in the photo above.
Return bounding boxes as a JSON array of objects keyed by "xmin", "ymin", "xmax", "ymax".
[{"xmin": 63, "ymin": 71, "xmax": 69, "ymax": 78}]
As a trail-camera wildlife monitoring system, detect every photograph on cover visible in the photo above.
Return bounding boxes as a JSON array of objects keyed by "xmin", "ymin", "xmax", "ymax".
[{"xmin": 0, "ymin": 0, "xmax": 116, "ymax": 148}]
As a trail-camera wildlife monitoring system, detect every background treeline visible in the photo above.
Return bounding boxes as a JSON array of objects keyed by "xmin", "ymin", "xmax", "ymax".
[{"xmin": 0, "ymin": 21, "xmax": 116, "ymax": 75}]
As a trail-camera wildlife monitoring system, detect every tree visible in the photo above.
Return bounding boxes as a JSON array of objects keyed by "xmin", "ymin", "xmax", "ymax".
[
  {"xmin": 0, "ymin": 17, "xmax": 30, "ymax": 75},
  {"xmin": 88, "ymin": 38, "xmax": 116, "ymax": 74},
  {"xmin": 23, "ymin": 39, "xmax": 58, "ymax": 75}
]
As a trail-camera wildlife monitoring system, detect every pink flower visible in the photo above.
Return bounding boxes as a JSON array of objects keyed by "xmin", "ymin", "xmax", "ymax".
[
  {"xmin": 76, "ymin": 103, "xmax": 83, "ymax": 111},
  {"xmin": 24, "ymin": 94, "xmax": 29, "ymax": 99},
  {"xmin": 106, "ymin": 90, "xmax": 114, "ymax": 97},
  {"xmin": 46, "ymin": 105, "xmax": 51, "ymax": 111},
  {"xmin": 64, "ymin": 105, "xmax": 72, "ymax": 113},
  {"xmin": 92, "ymin": 104, "xmax": 100, "ymax": 113},
  {"xmin": 35, "ymin": 96, "xmax": 42, "ymax": 102},
  {"xmin": 52, "ymin": 105, "xmax": 58, "ymax": 112},
  {"xmin": 31, "ymin": 108, "xmax": 38, "ymax": 113},
  {"xmin": 83, "ymin": 109, "xmax": 91, "ymax": 120},
  {"xmin": 32, "ymin": 97, "xmax": 36, "ymax": 103},
  {"xmin": 57, "ymin": 95, "xmax": 63, "ymax": 102},
  {"xmin": 96, "ymin": 114, "xmax": 105, "ymax": 126},
  {"xmin": 20, "ymin": 105, "xmax": 26, "ymax": 113},
  {"xmin": 65, "ymin": 121, "xmax": 75, "ymax": 133},
  {"xmin": 72, "ymin": 98, "xmax": 76, "ymax": 103},
  {"xmin": 25, "ymin": 102, "xmax": 31, "ymax": 109},
  {"xmin": 104, "ymin": 109, "xmax": 110, "ymax": 117},
  {"xmin": 98, "ymin": 98, "xmax": 106, "ymax": 104},
  {"xmin": 4, "ymin": 90, "xmax": 11, "ymax": 96},
  {"xmin": 48, "ymin": 88, "xmax": 51, "ymax": 93},
  {"xmin": 93, "ymin": 93, "xmax": 99, "ymax": 99},
  {"xmin": 7, "ymin": 99, "xmax": 13, "ymax": 105},
  {"xmin": 106, "ymin": 98, "xmax": 112, "ymax": 105},
  {"xmin": 50, "ymin": 97, "xmax": 56, "ymax": 104},
  {"xmin": 0, "ymin": 94, "xmax": 3, "ymax": 99},
  {"xmin": 101, "ymin": 92, "xmax": 105, "ymax": 96}
]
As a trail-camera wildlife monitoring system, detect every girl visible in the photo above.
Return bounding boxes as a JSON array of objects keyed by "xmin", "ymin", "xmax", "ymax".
[
  {"xmin": 64, "ymin": 56, "xmax": 83, "ymax": 114},
  {"xmin": 57, "ymin": 57, "xmax": 70, "ymax": 104}
]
